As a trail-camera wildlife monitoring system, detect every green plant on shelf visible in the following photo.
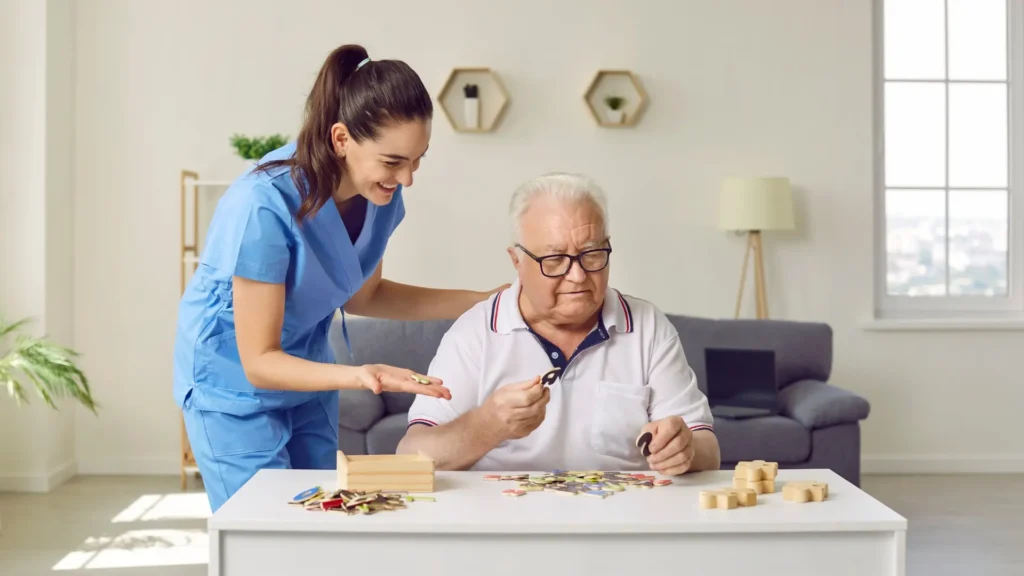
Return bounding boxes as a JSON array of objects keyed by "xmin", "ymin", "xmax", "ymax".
[
  {"xmin": 229, "ymin": 134, "xmax": 289, "ymax": 161},
  {"xmin": 1, "ymin": 316, "xmax": 97, "ymax": 415},
  {"xmin": 604, "ymin": 96, "xmax": 626, "ymax": 110}
]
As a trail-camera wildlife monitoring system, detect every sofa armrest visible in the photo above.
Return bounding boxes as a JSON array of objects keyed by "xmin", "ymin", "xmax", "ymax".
[{"xmin": 779, "ymin": 379, "xmax": 870, "ymax": 429}]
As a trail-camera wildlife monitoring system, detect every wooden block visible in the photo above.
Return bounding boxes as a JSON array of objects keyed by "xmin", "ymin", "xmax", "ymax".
[
  {"xmin": 337, "ymin": 451, "xmax": 436, "ymax": 493},
  {"xmin": 722, "ymin": 487, "xmax": 758, "ymax": 507},
  {"xmin": 698, "ymin": 490, "xmax": 738, "ymax": 510},
  {"xmin": 733, "ymin": 477, "xmax": 774, "ymax": 494},
  {"xmin": 783, "ymin": 481, "xmax": 830, "ymax": 503},
  {"xmin": 735, "ymin": 460, "xmax": 778, "ymax": 482}
]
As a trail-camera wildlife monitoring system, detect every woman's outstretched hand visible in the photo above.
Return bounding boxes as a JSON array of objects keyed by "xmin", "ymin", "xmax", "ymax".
[{"xmin": 350, "ymin": 364, "xmax": 452, "ymax": 400}]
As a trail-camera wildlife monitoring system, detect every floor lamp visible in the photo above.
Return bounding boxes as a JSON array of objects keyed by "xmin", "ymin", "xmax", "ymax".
[{"xmin": 719, "ymin": 177, "xmax": 795, "ymax": 319}]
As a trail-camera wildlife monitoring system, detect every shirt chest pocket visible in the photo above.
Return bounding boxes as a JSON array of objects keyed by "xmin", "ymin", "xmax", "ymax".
[{"xmin": 589, "ymin": 380, "xmax": 650, "ymax": 461}]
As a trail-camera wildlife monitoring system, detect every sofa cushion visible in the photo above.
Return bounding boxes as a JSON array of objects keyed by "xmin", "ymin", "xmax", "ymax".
[
  {"xmin": 713, "ymin": 416, "xmax": 811, "ymax": 463},
  {"xmin": 366, "ymin": 413, "xmax": 410, "ymax": 455},
  {"xmin": 780, "ymin": 379, "xmax": 871, "ymax": 429},
  {"xmin": 336, "ymin": 389, "xmax": 385, "ymax": 432},
  {"xmin": 667, "ymin": 314, "xmax": 832, "ymax": 392}
]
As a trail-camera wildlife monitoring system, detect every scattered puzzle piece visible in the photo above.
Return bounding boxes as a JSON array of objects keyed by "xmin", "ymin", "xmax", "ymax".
[
  {"xmin": 783, "ymin": 481, "xmax": 829, "ymax": 503},
  {"xmin": 698, "ymin": 487, "xmax": 758, "ymax": 509},
  {"xmin": 485, "ymin": 470, "xmax": 669, "ymax": 497},
  {"xmin": 287, "ymin": 487, "xmax": 424, "ymax": 515},
  {"xmin": 698, "ymin": 489, "xmax": 737, "ymax": 509}
]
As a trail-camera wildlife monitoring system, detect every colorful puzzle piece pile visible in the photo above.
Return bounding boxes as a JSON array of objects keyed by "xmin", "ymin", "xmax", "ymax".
[
  {"xmin": 484, "ymin": 470, "xmax": 672, "ymax": 498},
  {"xmin": 288, "ymin": 485, "xmax": 434, "ymax": 515}
]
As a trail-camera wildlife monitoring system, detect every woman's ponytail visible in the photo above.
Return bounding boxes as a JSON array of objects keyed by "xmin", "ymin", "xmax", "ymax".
[{"xmin": 258, "ymin": 44, "xmax": 431, "ymax": 222}]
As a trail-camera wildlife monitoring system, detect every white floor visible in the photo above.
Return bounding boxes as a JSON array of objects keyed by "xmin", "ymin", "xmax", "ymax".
[{"xmin": 1, "ymin": 473, "xmax": 1021, "ymax": 575}]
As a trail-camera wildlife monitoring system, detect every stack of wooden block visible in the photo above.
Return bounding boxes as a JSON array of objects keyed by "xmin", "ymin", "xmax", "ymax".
[
  {"xmin": 336, "ymin": 450, "xmax": 435, "ymax": 493},
  {"xmin": 732, "ymin": 460, "xmax": 778, "ymax": 494}
]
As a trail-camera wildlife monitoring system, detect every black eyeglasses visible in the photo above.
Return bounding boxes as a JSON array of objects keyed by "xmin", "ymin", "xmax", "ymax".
[{"xmin": 516, "ymin": 240, "xmax": 612, "ymax": 278}]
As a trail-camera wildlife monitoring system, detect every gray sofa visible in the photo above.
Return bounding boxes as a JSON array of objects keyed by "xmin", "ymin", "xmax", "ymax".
[{"xmin": 329, "ymin": 313, "xmax": 871, "ymax": 486}]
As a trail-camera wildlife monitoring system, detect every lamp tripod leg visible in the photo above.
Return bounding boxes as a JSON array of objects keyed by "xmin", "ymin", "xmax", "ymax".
[
  {"xmin": 751, "ymin": 231, "xmax": 768, "ymax": 319},
  {"xmin": 735, "ymin": 232, "xmax": 753, "ymax": 319}
]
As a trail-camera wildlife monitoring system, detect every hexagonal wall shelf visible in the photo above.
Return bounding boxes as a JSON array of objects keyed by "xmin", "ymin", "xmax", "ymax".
[
  {"xmin": 437, "ymin": 67, "xmax": 510, "ymax": 133},
  {"xmin": 584, "ymin": 70, "xmax": 648, "ymax": 127}
]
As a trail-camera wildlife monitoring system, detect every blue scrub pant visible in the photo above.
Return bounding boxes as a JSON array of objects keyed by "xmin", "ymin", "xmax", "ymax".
[{"xmin": 182, "ymin": 390, "xmax": 339, "ymax": 513}]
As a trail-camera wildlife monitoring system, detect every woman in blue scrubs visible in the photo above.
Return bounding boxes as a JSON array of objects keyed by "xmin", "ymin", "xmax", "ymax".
[{"xmin": 173, "ymin": 44, "xmax": 504, "ymax": 512}]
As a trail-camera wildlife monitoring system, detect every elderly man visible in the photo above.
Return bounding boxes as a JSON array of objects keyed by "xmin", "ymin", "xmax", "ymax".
[{"xmin": 396, "ymin": 173, "xmax": 720, "ymax": 475}]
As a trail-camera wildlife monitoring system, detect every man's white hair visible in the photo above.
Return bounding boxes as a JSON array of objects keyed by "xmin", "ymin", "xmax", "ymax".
[{"xmin": 508, "ymin": 172, "xmax": 610, "ymax": 245}]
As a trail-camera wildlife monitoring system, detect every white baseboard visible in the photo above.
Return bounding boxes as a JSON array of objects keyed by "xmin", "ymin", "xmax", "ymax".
[
  {"xmin": 862, "ymin": 455, "xmax": 1024, "ymax": 474},
  {"xmin": 75, "ymin": 456, "xmax": 180, "ymax": 476},
  {"xmin": 0, "ymin": 459, "xmax": 77, "ymax": 492}
]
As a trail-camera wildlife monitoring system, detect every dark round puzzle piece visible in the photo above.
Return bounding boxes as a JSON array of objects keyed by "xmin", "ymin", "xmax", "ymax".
[
  {"xmin": 635, "ymin": 431, "xmax": 653, "ymax": 457},
  {"xmin": 541, "ymin": 367, "xmax": 562, "ymax": 387}
]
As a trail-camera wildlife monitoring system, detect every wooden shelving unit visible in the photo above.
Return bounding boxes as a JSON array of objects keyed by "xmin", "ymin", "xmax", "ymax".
[
  {"xmin": 437, "ymin": 67, "xmax": 510, "ymax": 133},
  {"xmin": 583, "ymin": 69, "xmax": 649, "ymax": 127},
  {"xmin": 178, "ymin": 169, "xmax": 231, "ymax": 490}
]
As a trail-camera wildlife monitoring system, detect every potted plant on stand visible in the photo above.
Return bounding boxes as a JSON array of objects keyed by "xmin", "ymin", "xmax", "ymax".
[
  {"xmin": 229, "ymin": 134, "xmax": 289, "ymax": 168},
  {"xmin": 603, "ymin": 96, "xmax": 627, "ymax": 124},
  {"xmin": 1, "ymin": 315, "xmax": 96, "ymax": 531},
  {"xmin": 463, "ymin": 84, "xmax": 480, "ymax": 130}
]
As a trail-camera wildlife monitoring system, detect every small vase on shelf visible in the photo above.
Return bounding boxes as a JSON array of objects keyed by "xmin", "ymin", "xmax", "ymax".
[{"xmin": 463, "ymin": 83, "xmax": 480, "ymax": 130}]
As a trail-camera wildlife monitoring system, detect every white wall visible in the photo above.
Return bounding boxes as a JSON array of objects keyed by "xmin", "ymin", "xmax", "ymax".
[
  {"xmin": 0, "ymin": 0, "xmax": 77, "ymax": 491},
  {"xmin": 63, "ymin": 0, "xmax": 1024, "ymax": 477}
]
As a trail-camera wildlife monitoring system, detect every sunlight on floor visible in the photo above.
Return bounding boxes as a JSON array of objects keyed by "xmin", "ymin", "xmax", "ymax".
[
  {"xmin": 111, "ymin": 493, "xmax": 211, "ymax": 522},
  {"xmin": 51, "ymin": 528, "xmax": 208, "ymax": 570},
  {"xmin": 48, "ymin": 492, "xmax": 212, "ymax": 571}
]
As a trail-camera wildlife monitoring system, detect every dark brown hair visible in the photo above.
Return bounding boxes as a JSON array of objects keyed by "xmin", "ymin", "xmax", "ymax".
[{"xmin": 257, "ymin": 44, "xmax": 432, "ymax": 221}]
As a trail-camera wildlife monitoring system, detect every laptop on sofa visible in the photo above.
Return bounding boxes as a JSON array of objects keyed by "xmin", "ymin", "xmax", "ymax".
[{"xmin": 704, "ymin": 347, "xmax": 779, "ymax": 419}]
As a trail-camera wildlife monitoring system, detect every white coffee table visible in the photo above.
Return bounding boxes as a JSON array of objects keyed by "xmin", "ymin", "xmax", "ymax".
[{"xmin": 208, "ymin": 468, "xmax": 906, "ymax": 576}]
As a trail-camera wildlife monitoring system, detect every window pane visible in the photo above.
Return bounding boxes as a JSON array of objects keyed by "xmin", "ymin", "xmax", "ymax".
[
  {"xmin": 948, "ymin": 0, "xmax": 1007, "ymax": 80},
  {"xmin": 884, "ymin": 0, "xmax": 945, "ymax": 80},
  {"xmin": 885, "ymin": 83, "xmax": 946, "ymax": 187},
  {"xmin": 886, "ymin": 189, "xmax": 947, "ymax": 296},
  {"xmin": 949, "ymin": 83, "xmax": 1007, "ymax": 187},
  {"xmin": 949, "ymin": 190, "xmax": 1008, "ymax": 296}
]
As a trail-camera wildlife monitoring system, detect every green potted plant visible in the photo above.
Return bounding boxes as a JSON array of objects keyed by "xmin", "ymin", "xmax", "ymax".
[
  {"xmin": 1, "ymin": 316, "xmax": 97, "ymax": 415},
  {"xmin": 603, "ymin": 96, "xmax": 627, "ymax": 124},
  {"xmin": 229, "ymin": 134, "xmax": 289, "ymax": 166}
]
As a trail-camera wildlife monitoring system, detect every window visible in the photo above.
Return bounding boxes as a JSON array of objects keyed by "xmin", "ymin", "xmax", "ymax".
[{"xmin": 875, "ymin": 0, "xmax": 1023, "ymax": 318}]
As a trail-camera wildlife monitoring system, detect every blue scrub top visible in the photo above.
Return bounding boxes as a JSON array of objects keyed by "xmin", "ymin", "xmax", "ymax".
[{"xmin": 173, "ymin": 143, "xmax": 405, "ymax": 416}]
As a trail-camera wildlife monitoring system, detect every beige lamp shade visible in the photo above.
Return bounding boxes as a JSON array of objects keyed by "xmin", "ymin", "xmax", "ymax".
[{"xmin": 718, "ymin": 177, "xmax": 795, "ymax": 231}]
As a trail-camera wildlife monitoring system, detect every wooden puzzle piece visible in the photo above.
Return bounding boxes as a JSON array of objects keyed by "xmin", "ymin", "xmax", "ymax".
[
  {"xmin": 734, "ymin": 460, "xmax": 779, "ymax": 482},
  {"xmin": 733, "ymin": 477, "xmax": 776, "ymax": 494},
  {"xmin": 635, "ymin": 431, "xmax": 653, "ymax": 457},
  {"xmin": 541, "ymin": 367, "xmax": 562, "ymax": 387},
  {"xmin": 782, "ymin": 481, "xmax": 829, "ymax": 503},
  {"xmin": 699, "ymin": 487, "xmax": 757, "ymax": 509},
  {"xmin": 732, "ymin": 460, "xmax": 778, "ymax": 493}
]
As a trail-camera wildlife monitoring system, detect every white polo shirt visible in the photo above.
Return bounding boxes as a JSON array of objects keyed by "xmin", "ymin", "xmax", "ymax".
[{"xmin": 406, "ymin": 279, "xmax": 714, "ymax": 472}]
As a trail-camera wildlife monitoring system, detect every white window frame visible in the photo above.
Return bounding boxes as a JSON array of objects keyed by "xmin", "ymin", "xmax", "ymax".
[{"xmin": 873, "ymin": 0, "xmax": 1024, "ymax": 320}]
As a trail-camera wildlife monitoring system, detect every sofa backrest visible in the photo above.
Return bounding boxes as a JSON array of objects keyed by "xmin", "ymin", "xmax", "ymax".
[
  {"xmin": 330, "ymin": 311, "xmax": 832, "ymax": 413},
  {"xmin": 329, "ymin": 315, "xmax": 456, "ymax": 415},
  {"xmin": 665, "ymin": 315, "xmax": 832, "ymax": 395}
]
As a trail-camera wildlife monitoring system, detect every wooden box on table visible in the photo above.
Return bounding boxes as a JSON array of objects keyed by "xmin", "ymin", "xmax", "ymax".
[{"xmin": 335, "ymin": 450, "xmax": 435, "ymax": 492}]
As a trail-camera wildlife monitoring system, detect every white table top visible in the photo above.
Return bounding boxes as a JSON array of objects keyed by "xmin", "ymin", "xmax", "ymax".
[{"xmin": 209, "ymin": 468, "xmax": 907, "ymax": 534}]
